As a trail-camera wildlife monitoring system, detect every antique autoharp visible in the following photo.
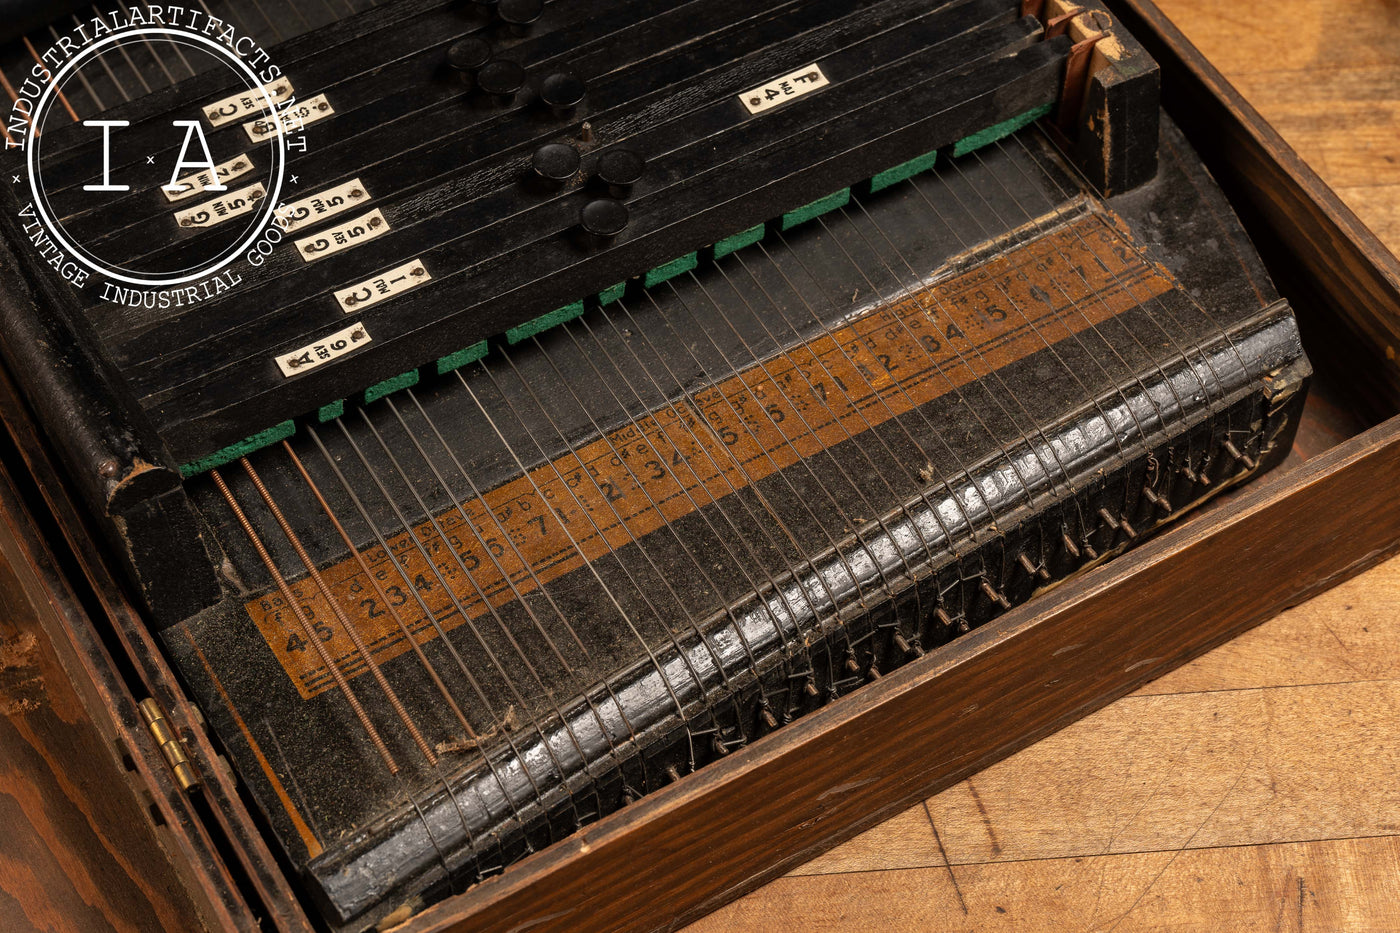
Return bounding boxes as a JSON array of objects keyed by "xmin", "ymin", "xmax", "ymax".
[{"xmin": 0, "ymin": 0, "xmax": 1309, "ymax": 929}]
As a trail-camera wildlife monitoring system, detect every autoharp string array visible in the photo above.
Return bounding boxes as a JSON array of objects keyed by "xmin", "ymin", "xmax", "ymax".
[
  {"xmin": 0, "ymin": 1, "xmax": 1309, "ymax": 928},
  {"xmin": 170, "ymin": 117, "xmax": 1300, "ymax": 926}
]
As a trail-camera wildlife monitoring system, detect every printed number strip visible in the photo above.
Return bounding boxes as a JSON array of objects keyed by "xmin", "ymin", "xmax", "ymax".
[{"xmin": 248, "ymin": 213, "xmax": 1176, "ymax": 698}]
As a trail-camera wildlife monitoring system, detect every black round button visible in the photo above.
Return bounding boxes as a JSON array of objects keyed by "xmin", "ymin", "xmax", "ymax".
[
  {"xmin": 477, "ymin": 59, "xmax": 524, "ymax": 99},
  {"xmin": 540, "ymin": 71, "xmax": 586, "ymax": 113},
  {"xmin": 596, "ymin": 148, "xmax": 646, "ymax": 191},
  {"xmin": 532, "ymin": 143, "xmax": 580, "ymax": 184},
  {"xmin": 498, "ymin": 0, "xmax": 543, "ymax": 32},
  {"xmin": 446, "ymin": 37, "xmax": 491, "ymax": 75},
  {"xmin": 581, "ymin": 198, "xmax": 629, "ymax": 238}
]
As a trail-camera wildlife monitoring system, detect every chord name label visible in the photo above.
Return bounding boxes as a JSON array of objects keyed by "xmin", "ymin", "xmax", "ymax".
[
  {"xmin": 740, "ymin": 63, "xmax": 829, "ymax": 114},
  {"xmin": 334, "ymin": 259, "xmax": 431, "ymax": 312},
  {"xmin": 275, "ymin": 322, "xmax": 371, "ymax": 377},
  {"xmin": 174, "ymin": 182, "xmax": 267, "ymax": 229}
]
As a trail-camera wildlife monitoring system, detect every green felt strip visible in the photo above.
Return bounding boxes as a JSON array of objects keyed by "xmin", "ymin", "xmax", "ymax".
[
  {"xmin": 780, "ymin": 187, "xmax": 850, "ymax": 231},
  {"xmin": 317, "ymin": 399, "xmax": 345, "ymax": 422},
  {"xmin": 713, "ymin": 223, "xmax": 767, "ymax": 259},
  {"xmin": 643, "ymin": 252, "xmax": 698, "ymax": 288},
  {"xmin": 869, "ymin": 149, "xmax": 939, "ymax": 193},
  {"xmin": 179, "ymin": 420, "xmax": 295, "ymax": 478},
  {"xmin": 435, "ymin": 340, "xmax": 489, "ymax": 375},
  {"xmin": 363, "ymin": 368, "xmax": 421, "ymax": 404},
  {"xmin": 597, "ymin": 281, "xmax": 627, "ymax": 306},
  {"xmin": 506, "ymin": 300, "xmax": 586, "ymax": 344},
  {"xmin": 952, "ymin": 102, "xmax": 1053, "ymax": 158}
]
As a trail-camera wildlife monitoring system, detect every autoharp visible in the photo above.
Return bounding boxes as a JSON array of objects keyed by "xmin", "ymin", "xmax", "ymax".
[{"xmin": 0, "ymin": 0, "xmax": 1308, "ymax": 929}]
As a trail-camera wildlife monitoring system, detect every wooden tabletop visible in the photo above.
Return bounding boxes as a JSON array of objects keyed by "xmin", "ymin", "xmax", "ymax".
[{"xmin": 688, "ymin": 3, "xmax": 1400, "ymax": 929}]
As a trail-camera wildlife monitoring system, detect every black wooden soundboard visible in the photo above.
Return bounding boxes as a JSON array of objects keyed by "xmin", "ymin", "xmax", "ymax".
[{"xmin": 0, "ymin": 0, "xmax": 1070, "ymax": 467}]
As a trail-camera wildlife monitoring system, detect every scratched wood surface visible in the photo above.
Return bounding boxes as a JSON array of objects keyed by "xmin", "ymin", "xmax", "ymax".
[
  {"xmin": 0, "ymin": 532, "xmax": 206, "ymax": 933},
  {"xmin": 688, "ymin": 2, "xmax": 1400, "ymax": 929}
]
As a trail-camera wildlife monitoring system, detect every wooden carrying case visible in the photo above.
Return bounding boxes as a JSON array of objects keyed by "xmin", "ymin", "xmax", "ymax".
[{"xmin": 3, "ymin": 1, "xmax": 1399, "ymax": 930}]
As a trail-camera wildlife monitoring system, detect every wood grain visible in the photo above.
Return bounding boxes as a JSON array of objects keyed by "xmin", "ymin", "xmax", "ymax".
[
  {"xmin": 690, "ymin": 2, "xmax": 1400, "ymax": 926},
  {"xmin": 0, "ymin": 525, "xmax": 206, "ymax": 933}
]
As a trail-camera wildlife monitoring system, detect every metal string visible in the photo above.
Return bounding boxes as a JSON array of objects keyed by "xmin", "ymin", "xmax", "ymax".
[
  {"xmin": 373, "ymin": 392, "xmax": 614, "ymax": 825},
  {"xmin": 77, "ymin": 13, "xmax": 132, "ymax": 104},
  {"xmin": 210, "ymin": 466, "xmax": 399, "ymax": 773},
  {"xmin": 952, "ymin": 142, "xmax": 1196, "ymax": 527},
  {"xmin": 282, "ymin": 440, "xmax": 480, "ymax": 742},
  {"xmin": 241, "ymin": 456, "xmax": 438, "ymax": 762},
  {"xmin": 789, "ymin": 207, "xmax": 1017, "ymax": 606},
  {"xmin": 692, "ymin": 254, "xmax": 929, "ymax": 668},
  {"xmin": 23, "ymin": 36, "xmax": 79, "ymax": 120},
  {"xmin": 468, "ymin": 354, "xmax": 719, "ymax": 774},
  {"xmin": 394, "ymin": 387, "xmax": 635, "ymax": 772},
  {"xmin": 310, "ymin": 421, "xmax": 545, "ymax": 853},
  {"xmin": 240, "ymin": 452, "xmax": 488, "ymax": 884},
  {"xmin": 567, "ymin": 309, "xmax": 825, "ymax": 717},
  {"xmin": 353, "ymin": 406, "xmax": 586, "ymax": 835},
  {"xmin": 89, "ymin": 11, "xmax": 153, "ymax": 97},
  {"xmin": 541, "ymin": 319, "xmax": 800, "ymax": 721},
  {"xmin": 493, "ymin": 343, "xmax": 751, "ymax": 709},
  {"xmin": 49, "ymin": 25, "xmax": 104, "ymax": 112},
  {"xmin": 616, "ymin": 289, "xmax": 844, "ymax": 694},
  {"xmin": 738, "ymin": 233, "xmax": 975, "ymax": 621},
  {"xmin": 999, "ymin": 132, "xmax": 1256, "ymax": 482},
  {"xmin": 115, "ymin": 0, "xmax": 178, "ymax": 87},
  {"xmin": 452, "ymin": 365, "xmax": 699, "ymax": 775}
]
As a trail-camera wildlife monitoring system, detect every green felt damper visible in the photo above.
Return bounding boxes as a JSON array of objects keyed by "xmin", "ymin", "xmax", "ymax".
[
  {"xmin": 317, "ymin": 399, "xmax": 345, "ymax": 422},
  {"xmin": 643, "ymin": 252, "xmax": 698, "ymax": 288},
  {"xmin": 179, "ymin": 419, "xmax": 295, "ymax": 478},
  {"xmin": 597, "ymin": 281, "xmax": 627, "ymax": 306},
  {"xmin": 435, "ymin": 340, "xmax": 489, "ymax": 375},
  {"xmin": 363, "ymin": 368, "xmax": 420, "ymax": 404},
  {"xmin": 780, "ymin": 187, "xmax": 850, "ymax": 231},
  {"xmin": 506, "ymin": 300, "xmax": 586, "ymax": 344},
  {"xmin": 870, "ymin": 149, "xmax": 939, "ymax": 193},
  {"xmin": 713, "ymin": 223, "xmax": 767, "ymax": 259},
  {"xmin": 951, "ymin": 102, "xmax": 1053, "ymax": 158}
]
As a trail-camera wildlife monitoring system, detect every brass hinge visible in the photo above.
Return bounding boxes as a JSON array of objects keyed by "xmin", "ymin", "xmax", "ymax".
[{"xmin": 139, "ymin": 698, "xmax": 200, "ymax": 792}]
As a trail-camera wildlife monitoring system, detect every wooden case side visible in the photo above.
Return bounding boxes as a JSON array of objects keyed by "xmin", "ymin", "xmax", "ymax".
[{"xmin": 0, "ymin": 358, "xmax": 315, "ymax": 933}]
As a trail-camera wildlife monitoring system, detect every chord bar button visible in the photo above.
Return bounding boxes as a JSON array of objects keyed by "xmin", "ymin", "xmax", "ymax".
[
  {"xmin": 498, "ymin": 0, "xmax": 543, "ymax": 34},
  {"xmin": 477, "ymin": 59, "xmax": 524, "ymax": 103},
  {"xmin": 447, "ymin": 37, "xmax": 492, "ymax": 85},
  {"xmin": 540, "ymin": 71, "xmax": 586, "ymax": 115},
  {"xmin": 531, "ymin": 142, "xmax": 581, "ymax": 187},
  {"xmin": 580, "ymin": 198, "xmax": 628, "ymax": 240},
  {"xmin": 596, "ymin": 148, "xmax": 646, "ymax": 197}
]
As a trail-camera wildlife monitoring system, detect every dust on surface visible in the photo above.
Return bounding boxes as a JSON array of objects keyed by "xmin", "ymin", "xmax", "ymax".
[{"xmin": 0, "ymin": 631, "xmax": 43, "ymax": 715}]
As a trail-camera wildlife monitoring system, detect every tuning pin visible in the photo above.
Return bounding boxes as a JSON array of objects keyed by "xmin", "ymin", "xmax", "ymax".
[
  {"xmin": 530, "ymin": 142, "xmax": 580, "ymax": 189},
  {"xmin": 759, "ymin": 705, "xmax": 779, "ymax": 729},
  {"xmin": 980, "ymin": 579, "xmax": 1010, "ymax": 610},
  {"xmin": 477, "ymin": 59, "xmax": 524, "ymax": 105},
  {"xmin": 596, "ymin": 148, "xmax": 646, "ymax": 198},
  {"xmin": 1018, "ymin": 552, "xmax": 1049, "ymax": 580},
  {"xmin": 497, "ymin": 0, "xmax": 543, "ymax": 34},
  {"xmin": 1142, "ymin": 485, "xmax": 1172, "ymax": 514},
  {"xmin": 446, "ymin": 36, "xmax": 492, "ymax": 87},
  {"xmin": 540, "ymin": 70, "xmax": 587, "ymax": 116},
  {"xmin": 579, "ymin": 198, "xmax": 628, "ymax": 242}
]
